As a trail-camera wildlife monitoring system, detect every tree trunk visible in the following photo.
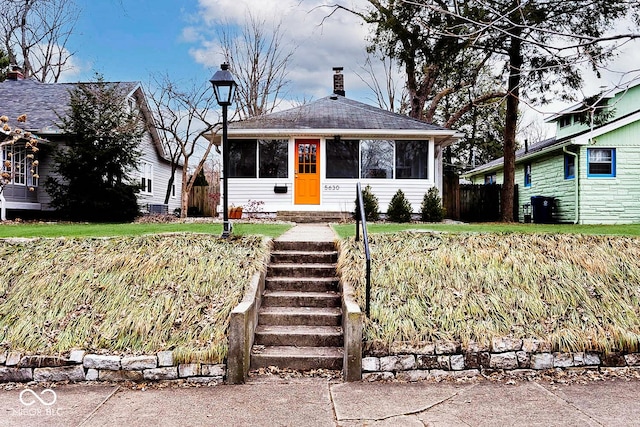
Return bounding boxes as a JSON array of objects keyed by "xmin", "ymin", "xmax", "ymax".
[
  {"xmin": 180, "ymin": 162, "xmax": 189, "ymax": 218},
  {"xmin": 501, "ymin": 33, "xmax": 523, "ymax": 222}
]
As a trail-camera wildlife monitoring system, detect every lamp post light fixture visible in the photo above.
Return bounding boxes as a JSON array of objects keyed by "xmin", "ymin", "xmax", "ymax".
[{"xmin": 210, "ymin": 62, "xmax": 237, "ymax": 238}]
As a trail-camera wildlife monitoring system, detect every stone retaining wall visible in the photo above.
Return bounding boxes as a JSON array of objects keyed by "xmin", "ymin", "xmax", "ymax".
[
  {"xmin": 0, "ymin": 350, "xmax": 225, "ymax": 384},
  {"xmin": 363, "ymin": 338, "xmax": 640, "ymax": 381}
]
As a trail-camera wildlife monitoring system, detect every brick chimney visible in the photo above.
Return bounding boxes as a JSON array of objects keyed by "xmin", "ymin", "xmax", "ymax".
[
  {"xmin": 7, "ymin": 65, "xmax": 24, "ymax": 80},
  {"xmin": 333, "ymin": 67, "xmax": 345, "ymax": 96}
]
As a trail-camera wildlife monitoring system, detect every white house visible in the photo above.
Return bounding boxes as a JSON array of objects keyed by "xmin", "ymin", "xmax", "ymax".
[{"xmin": 216, "ymin": 72, "xmax": 461, "ymax": 217}]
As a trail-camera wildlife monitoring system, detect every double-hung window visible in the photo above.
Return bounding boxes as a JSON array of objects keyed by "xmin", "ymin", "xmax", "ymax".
[
  {"xmin": 587, "ymin": 148, "xmax": 615, "ymax": 177},
  {"xmin": 140, "ymin": 162, "xmax": 153, "ymax": 194}
]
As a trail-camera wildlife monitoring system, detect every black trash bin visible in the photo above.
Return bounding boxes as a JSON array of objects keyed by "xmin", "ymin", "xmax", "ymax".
[{"xmin": 530, "ymin": 196, "xmax": 555, "ymax": 223}]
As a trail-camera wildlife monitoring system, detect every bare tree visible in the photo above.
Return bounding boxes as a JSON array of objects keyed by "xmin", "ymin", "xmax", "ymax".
[
  {"xmin": 355, "ymin": 53, "xmax": 408, "ymax": 114},
  {"xmin": 218, "ymin": 12, "xmax": 295, "ymax": 119},
  {"xmin": 408, "ymin": 0, "xmax": 640, "ymax": 221},
  {"xmin": 146, "ymin": 76, "xmax": 220, "ymax": 218},
  {"xmin": 0, "ymin": 0, "xmax": 79, "ymax": 82}
]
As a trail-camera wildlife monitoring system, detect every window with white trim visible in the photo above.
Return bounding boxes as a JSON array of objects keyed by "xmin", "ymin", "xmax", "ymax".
[
  {"xmin": 2, "ymin": 145, "xmax": 38, "ymax": 187},
  {"xmin": 587, "ymin": 148, "xmax": 615, "ymax": 177},
  {"xmin": 140, "ymin": 162, "xmax": 153, "ymax": 194}
]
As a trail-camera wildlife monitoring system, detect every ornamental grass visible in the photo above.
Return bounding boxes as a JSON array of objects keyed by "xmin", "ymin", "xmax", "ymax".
[
  {"xmin": 0, "ymin": 234, "xmax": 269, "ymax": 364},
  {"xmin": 339, "ymin": 232, "xmax": 640, "ymax": 354}
]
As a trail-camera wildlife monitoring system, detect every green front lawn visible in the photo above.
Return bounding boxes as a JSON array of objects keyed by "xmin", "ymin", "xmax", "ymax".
[{"xmin": 0, "ymin": 221, "xmax": 292, "ymax": 238}]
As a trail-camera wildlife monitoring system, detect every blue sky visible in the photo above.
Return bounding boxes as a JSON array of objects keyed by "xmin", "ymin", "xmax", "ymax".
[
  {"xmin": 64, "ymin": 0, "xmax": 375, "ymax": 103},
  {"xmin": 68, "ymin": 1, "xmax": 208, "ymax": 84},
  {"xmin": 63, "ymin": 0, "xmax": 639, "ymax": 125}
]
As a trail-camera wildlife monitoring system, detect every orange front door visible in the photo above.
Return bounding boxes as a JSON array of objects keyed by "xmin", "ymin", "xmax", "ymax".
[{"xmin": 295, "ymin": 139, "xmax": 320, "ymax": 205}]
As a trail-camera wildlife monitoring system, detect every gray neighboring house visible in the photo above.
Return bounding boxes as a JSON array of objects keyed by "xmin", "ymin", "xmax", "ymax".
[
  {"xmin": 213, "ymin": 73, "xmax": 461, "ymax": 214},
  {"xmin": 0, "ymin": 70, "xmax": 182, "ymax": 218}
]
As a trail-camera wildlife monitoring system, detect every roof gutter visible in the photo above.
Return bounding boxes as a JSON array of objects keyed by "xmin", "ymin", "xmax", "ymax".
[{"xmin": 563, "ymin": 146, "xmax": 579, "ymax": 224}]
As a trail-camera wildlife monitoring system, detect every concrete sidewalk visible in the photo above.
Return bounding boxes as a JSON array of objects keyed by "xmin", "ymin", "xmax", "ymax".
[
  {"xmin": 2, "ymin": 376, "xmax": 640, "ymax": 426},
  {"xmin": 276, "ymin": 223, "xmax": 339, "ymax": 242}
]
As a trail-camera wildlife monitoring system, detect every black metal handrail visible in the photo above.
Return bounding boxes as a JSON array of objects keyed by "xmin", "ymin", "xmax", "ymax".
[{"xmin": 355, "ymin": 182, "xmax": 372, "ymax": 317}]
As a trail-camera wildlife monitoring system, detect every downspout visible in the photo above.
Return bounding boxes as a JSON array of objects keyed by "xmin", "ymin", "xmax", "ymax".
[{"xmin": 563, "ymin": 146, "xmax": 579, "ymax": 224}]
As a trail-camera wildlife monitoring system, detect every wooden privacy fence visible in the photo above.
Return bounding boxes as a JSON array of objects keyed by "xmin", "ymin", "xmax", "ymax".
[
  {"xmin": 188, "ymin": 185, "xmax": 217, "ymax": 217},
  {"xmin": 443, "ymin": 179, "xmax": 519, "ymax": 222}
]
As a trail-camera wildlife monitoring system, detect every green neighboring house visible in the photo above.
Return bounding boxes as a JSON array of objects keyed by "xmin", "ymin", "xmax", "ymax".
[{"xmin": 464, "ymin": 83, "xmax": 640, "ymax": 224}]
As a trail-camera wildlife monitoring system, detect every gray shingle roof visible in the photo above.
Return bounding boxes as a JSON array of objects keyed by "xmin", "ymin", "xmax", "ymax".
[
  {"xmin": 231, "ymin": 95, "xmax": 448, "ymax": 131},
  {"xmin": 465, "ymin": 136, "xmax": 558, "ymax": 174},
  {"xmin": 0, "ymin": 78, "xmax": 138, "ymax": 133}
]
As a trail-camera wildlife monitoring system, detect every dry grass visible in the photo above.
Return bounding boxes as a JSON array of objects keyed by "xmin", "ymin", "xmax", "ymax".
[
  {"xmin": 339, "ymin": 232, "xmax": 640, "ymax": 354},
  {"xmin": 0, "ymin": 234, "xmax": 269, "ymax": 364}
]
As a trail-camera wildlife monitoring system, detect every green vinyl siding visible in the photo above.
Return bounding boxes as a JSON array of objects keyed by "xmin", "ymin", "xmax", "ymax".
[
  {"xmin": 578, "ymin": 120, "xmax": 640, "ymax": 224},
  {"xmin": 555, "ymin": 84, "xmax": 640, "ymax": 139},
  {"xmin": 515, "ymin": 152, "xmax": 576, "ymax": 223}
]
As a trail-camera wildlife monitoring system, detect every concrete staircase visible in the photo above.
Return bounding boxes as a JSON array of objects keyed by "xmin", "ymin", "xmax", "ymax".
[{"xmin": 251, "ymin": 240, "xmax": 344, "ymax": 371}]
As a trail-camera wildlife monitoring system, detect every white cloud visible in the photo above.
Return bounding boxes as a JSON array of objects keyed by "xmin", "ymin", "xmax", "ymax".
[{"xmin": 190, "ymin": 0, "xmax": 377, "ymax": 100}]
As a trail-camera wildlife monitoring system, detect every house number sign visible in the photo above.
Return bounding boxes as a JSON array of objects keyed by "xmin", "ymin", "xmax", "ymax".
[{"xmin": 324, "ymin": 185, "xmax": 340, "ymax": 191}]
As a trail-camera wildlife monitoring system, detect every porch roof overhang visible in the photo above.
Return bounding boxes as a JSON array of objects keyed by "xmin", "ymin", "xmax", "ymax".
[{"xmin": 221, "ymin": 128, "xmax": 461, "ymax": 146}]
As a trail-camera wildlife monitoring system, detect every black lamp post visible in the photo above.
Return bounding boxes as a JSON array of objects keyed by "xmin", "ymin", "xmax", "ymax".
[{"xmin": 210, "ymin": 63, "xmax": 237, "ymax": 238}]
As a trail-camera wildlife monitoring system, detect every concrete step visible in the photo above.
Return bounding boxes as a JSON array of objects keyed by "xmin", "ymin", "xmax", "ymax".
[
  {"xmin": 265, "ymin": 277, "xmax": 338, "ymax": 292},
  {"xmin": 258, "ymin": 306, "xmax": 342, "ymax": 326},
  {"xmin": 270, "ymin": 250, "xmax": 338, "ymax": 264},
  {"xmin": 254, "ymin": 325, "xmax": 344, "ymax": 347},
  {"xmin": 250, "ymin": 346, "xmax": 344, "ymax": 370},
  {"xmin": 267, "ymin": 263, "xmax": 337, "ymax": 278},
  {"xmin": 276, "ymin": 211, "xmax": 349, "ymax": 224},
  {"xmin": 262, "ymin": 290, "xmax": 341, "ymax": 308},
  {"xmin": 272, "ymin": 241, "xmax": 336, "ymax": 252}
]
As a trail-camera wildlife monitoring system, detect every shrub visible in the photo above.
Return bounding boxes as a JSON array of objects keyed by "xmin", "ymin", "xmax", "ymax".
[
  {"xmin": 354, "ymin": 185, "xmax": 380, "ymax": 222},
  {"xmin": 387, "ymin": 189, "xmax": 413, "ymax": 223},
  {"xmin": 421, "ymin": 187, "xmax": 445, "ymax": 222}
]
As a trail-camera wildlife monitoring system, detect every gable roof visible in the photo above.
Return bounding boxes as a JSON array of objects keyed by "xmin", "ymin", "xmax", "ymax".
[
  {"xmin": 0, "ymin": 78, "xmax": 173, "ymax": 163},
  {"xmin": 465, "ymin": 137, "xmax": 559, "ymax": 175},
  {"xmin": 227, "ymin": 95, "xmax": 461, "ymax": 143},
  {"xmin": 0, "ymin": 79, "xmax": 138, "ymax": 133}
]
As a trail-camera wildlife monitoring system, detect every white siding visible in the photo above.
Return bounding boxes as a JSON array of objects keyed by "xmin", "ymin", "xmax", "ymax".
[
  {"xmin": 136, "ymin": 132, "xmax": 183, "ymax": 213},
  {"xmin": 223, "ymin": 137, "xmax": 438, "ymax": 213}
]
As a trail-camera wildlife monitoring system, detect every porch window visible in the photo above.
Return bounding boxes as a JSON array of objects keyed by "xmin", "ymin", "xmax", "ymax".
[
  {"xmin": 587, "ymin": 148, "xmax": 615, "ymax": 177},
  {"xmin": 259, "ymin": 140, "xmax": 288, "ymax": 178},
  {"xmin": 228, "ymin": 139, "xmax": 257, "ymax": 178},
  {"xmin": 140, "ymin": 162, "xmax": 153, "ymax": 194},
  {"xmin": 524, "ymin": 163, "xmax": 532, "ymax": 187},
  {"xmin": 326, "ymin": 138, "xmax": 358, "ymax": 178},
  {"xmin": 395, "ymin": 140, "xmax": 428, "ymax": 179},
  {"xmin": 361, "ymin": 140, "xmax": 393, "ymax": 179}
]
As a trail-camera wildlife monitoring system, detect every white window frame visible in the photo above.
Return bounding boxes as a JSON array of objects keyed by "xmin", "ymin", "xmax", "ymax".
[
  {"xmin": 140, "ymin": 161, "xmax": 153, "ymax": 194},
  {"xmin": 2, "ymin": 145, "xmax": 38, "ymax": 187}
]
